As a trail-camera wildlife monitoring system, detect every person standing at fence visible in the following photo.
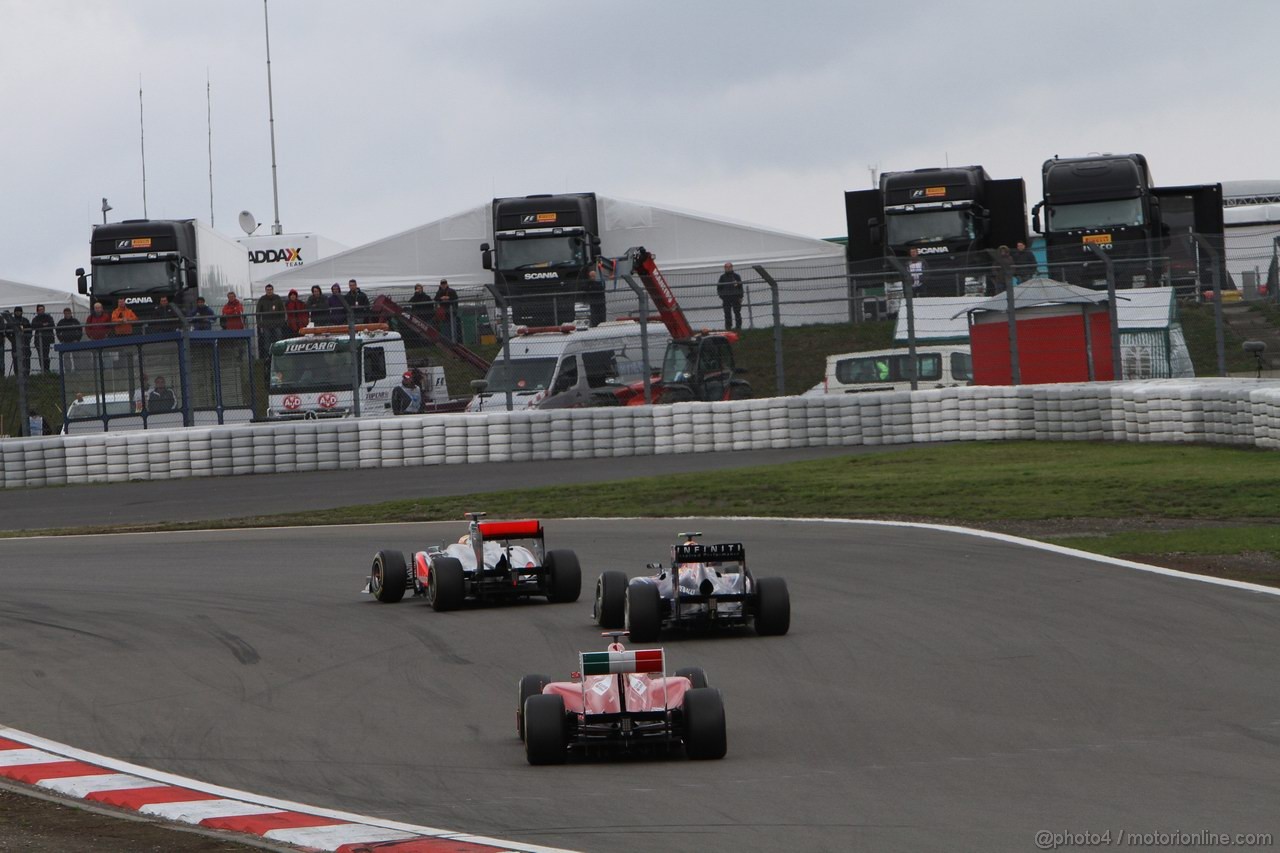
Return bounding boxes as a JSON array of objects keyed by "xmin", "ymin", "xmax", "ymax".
[
  {"xmin": 256, "ymin": 284, "xmax": 288, "ymax": 357},
  {"xmin": 285, "ymin": 289, "xmax": 308, "ymax": 336},
  {"xmin": 111, "ymin": 301, "xmax": 138, "ymax": 337},
  {"xmin": 907, "ymin": 248, "xmax": 925, "ymax": 294},
  {"xmin": 146, "ymin": 375, "xmax": 177, "ymax": 413},
  {"xmin": 149, "ymin": 295, "xmax": 183, "ymax": 333},
  {"xmin": 85, "ymin": 302, "xmax": 111, "ymax": 340},
  {"xmin": 1012, "ymin": 241, "xmax": 1038, "ymax": 283},
  {"xmin": 433, "ymin": 279, "xmax": 460, "ymax": 340},
  {"xmin": 327, "ymin": 283, "xmax": 348, "ymax": 325},
  {"xmin": 347, "ymin": 279, "xmax": 371, "ymax": 323},
  {"xmin": 220, "ymin": 291, "xmax": 245, "ymax": 330},
  {"xmin": 305, "ymin": 285, "xmax": 327, "ymax": 326},
  {"xmin": 990, "ymin": 246, "xmax": 1015, "ymax": 296},
  {"xmin": 30, "ymin": 304, "xmax": 55, "ymax": 372},
  {"xmin": 5, "ymin": 307, "xmax": 32, "ymax": 374},
  {"xmin": 56, "ymin": 307, "xmax": 82, "ymax": 345},
  {"xmin": 717, "ymin": 262, "xmax": 744, "ymax": 330},
  {"xmin": 28, "ymin": 409, "xmax": 52, "ymax": 436},
  {"xmin": 189, "ymin": 296, "xmax": 215, "ymax": 330},
  {"xmin": 409, "ymin": 283, "xmax": 432, "ymax": 322}
]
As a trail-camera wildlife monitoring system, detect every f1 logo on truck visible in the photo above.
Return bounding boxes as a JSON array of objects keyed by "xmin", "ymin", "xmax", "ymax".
[
  {"xmin": 116, "ymin": 238, "xmax": 152, "ymax": 249},
  {"xmin": 520, "ymin": 213, "xmax": 558, "ymax": 225},
  {"xmin": 910, "ymin": 187, "xmax": 947, "ymax": 199}
]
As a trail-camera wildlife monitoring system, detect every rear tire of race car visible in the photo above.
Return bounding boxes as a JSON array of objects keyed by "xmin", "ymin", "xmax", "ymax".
[
  {"xmin": 683, "ymin": 687, "xmax": 727, "ymax": 760},
  {"xmin": 594, "ymin": 571, "xmax": 628, "ymax": 628},
  {"xmin": 370, "ymin": 550, "xmax": 407, "ymax": 604},
  {"xmin": 544, "ymin": 550, "xmax": 582, "ymax": 604},
  {"xmin": 524, "ymin": 693, "xmax": 567, "ymax": 765},
  {"xmin": 675, "ymin": 667, "xmax": 708, "ymax": 690},
  {"xmin": 754, "ymin": 576, "xmax": 791, "ymax": 636},
  {"xmin": 429, "ymin": 557, "xmax": 465, "ymax": 612},
  {"xmin": 625, "ymin": 580, "xmax": 662, "ymax": 643},
  {"xmin": 517, "ymin": 674, "xmax": 550, "ymax": 742}
]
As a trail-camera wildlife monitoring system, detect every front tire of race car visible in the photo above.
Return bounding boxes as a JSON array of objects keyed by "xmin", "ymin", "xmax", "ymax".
[
  {"xmin": 753, "ymin": 576, "xmax": 791, "ymax": 636},
  {"xmin": 524, "ymin": 693, "xmax": 567, "ymax": 765},
  {"xmin": 625, "ymin": 580, "xmax": 662, "ymax": 643},
  {"xmin": 428, "ymin": 557, "xmax": 465, "ymax": 612},
  {"xmin": 683, "ymin": 687, "xmax": 727, "ymax": 760},
  {"xmin": 517, "ymin": 674, "xmax": 550, "ymax": 742},
  {"xmin": 544, "ymin": 550, "xmax": 582, "ymax": 604},
  {"xmin": 675, "ymin": 667, "xmax": 709, "ymax": 690},
  {"xmin": 370, "ymin": 550, "xmax": 408, "ymax": 604},
  {"xmin": 594, "ymin": 571, "xmax": 628, "ymax": 628}
]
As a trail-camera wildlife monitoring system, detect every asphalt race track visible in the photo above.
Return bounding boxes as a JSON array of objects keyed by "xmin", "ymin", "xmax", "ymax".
[{"xmin": 2, "ymin": 519, "xmax": 1279, "ymax": 852}]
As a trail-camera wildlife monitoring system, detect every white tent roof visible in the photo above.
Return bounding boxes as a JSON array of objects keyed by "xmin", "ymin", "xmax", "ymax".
[
  {"xmin": 895, "ymin": 286, "xmax": 1179, "ymax": 342},
  {"xmin": 0, "ymin": 278, "xmax": 90, "ymax": 315},
  {"xmin": 269, "ymin": 195, "xmax": 846, "ymax": 294}
]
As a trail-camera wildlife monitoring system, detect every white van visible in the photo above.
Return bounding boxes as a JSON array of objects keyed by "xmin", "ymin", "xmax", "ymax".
[
  {"xmin": 822, "ymin": 344, "xmax": 973, "ymax": 394},
  {"xmin": 467, "ymin": 320, "xmax": 672, "ymax": 412}
]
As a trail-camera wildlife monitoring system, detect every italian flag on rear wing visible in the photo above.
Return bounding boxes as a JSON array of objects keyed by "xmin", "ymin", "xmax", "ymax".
[{"xmin": 581, "ymin": 649, "xmax": 664, "ymax": 675}]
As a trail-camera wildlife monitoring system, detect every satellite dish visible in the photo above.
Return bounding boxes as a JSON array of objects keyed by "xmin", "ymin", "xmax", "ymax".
[{"xmin": 238, "ymin": 210, "xmax": 259, "ymax": 235}]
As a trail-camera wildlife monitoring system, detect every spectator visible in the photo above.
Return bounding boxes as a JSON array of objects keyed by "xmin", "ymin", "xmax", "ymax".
[
  {"xmin": 433, "ymin": 279, "xmax": 460, "ymax": 340},
  {"xmin": 256, "ymin": 283, "xmax": 288, "ymax": 357},
  {"xmin": 56, "ymin": 307, "xmax": 83, "ymax": 344},
  {"xmin": 5, "ymin": 307, "xmax": 32, "ymax": 374},
  {"xmin": 30, "ymin": 304, "xmax": 55, "ymax": 372},
  {"xmin": 84, "ymin": 302, "xmax": 111, "ymax": 340},
  {"xmin": 28, "ymin": 409, "xmax": 53, "ymax": 436},
  {"xmin": 408, "ymin": 283, "xmax": 432, "ymax": 322},
  {"xmin": 327, "ymin": 283, "xmax": 348, "ymax": 325},
  {"xmin": 305, "ymin": 285, "xmax": 328, "ymax": 326},
  {"xmin": 1012, "ymin": 241, "xmax": 1038, "ymax": 283},
  {"xmin": 111, "ymin": 301, "xmax": 138, "ymax": 337},
  {"xmin": 347, "ymin": 279, "xmax": 370, "ymax": 322},
  {"xmin": 220, "ymin": 291, "xmax": 245, "ymax": 330},
  {"xmin": 189, "ymin": 296, "xmax": 215, "ymax": 330},
  {"xmin": 146, "ymin": 375, "xmax": 177, "ymax": 413},
  {"xmin": 285, "ymin": 288, "xmax": 308, "ymax": 335},
  {"xmin": 391, "ymin": 369, "xmax": 423, "ymax": 415},
  {"xmin": 716, "ymin": 262, "xmax": 744, "ymax": 330},
  {"xmin": 990, "ymin": 246, "xmax": 1015, "ymax": 296},
  {"xmin": 149, "ymin": 295, "xmax": 182, "ymax": 333},
  {"xmin": 585, "ymin": 267, "xmax": 606, "ymax": 326},
  {"xmin": 907, "ymin": 247, "xmax": 925, "ymax": 294}
]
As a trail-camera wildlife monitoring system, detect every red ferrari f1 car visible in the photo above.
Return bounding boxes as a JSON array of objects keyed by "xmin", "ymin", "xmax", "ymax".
[
  {"xmin": 365, "ymin": 512, "xmax": 581, "ymax": 610},
  {"xmin": 518, "ymin": 632, "xmax": 727, "ymax": 765}
]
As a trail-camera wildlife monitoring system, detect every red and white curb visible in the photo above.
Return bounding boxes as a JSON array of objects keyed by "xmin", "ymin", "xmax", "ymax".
[{"xmin": 0, "ymin": 726, "xmax": 577, "ymax": 853}]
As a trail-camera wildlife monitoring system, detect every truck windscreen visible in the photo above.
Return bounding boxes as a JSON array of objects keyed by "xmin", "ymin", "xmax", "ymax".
[
  {"xmin": 1047, "ymin": 198, "xmax": 1144, "ymax": 232},
  {"xmin": 91, "ymin": 261, "xmax": 176, "ymax": 295},
  {"xmin": 482, "ymin": 357, "xmax": 557, "ymax": 393},
  {"xmin": 886, "ymin": 210, "xmax": 975, "ymax": 246},
  {"xmin": 270, "ymin": 349, "xmax": 352, "ymax": 392},
  {"xmin": 495, "ymin": 234, "xmax": 587, "ymax": 270}
]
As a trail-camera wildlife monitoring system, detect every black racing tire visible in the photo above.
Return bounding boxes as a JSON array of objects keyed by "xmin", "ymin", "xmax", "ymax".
[
  {"xmin": 625, "ymin": 580, "xmax": 663, "ymax": 643},
  {"xmin": 370, "ymin": 550, "xmax": 407, "ymax": 603},
  {"xmin": 683, "ymin": 687, "xmax": 727, "ymax": 760},
  {"xmin": 524, "ymin": 693, "xmax": 567, "ymax": 765},
  {"xmin": 428, "ymin": 557, "xmax": 465, "ymax": 612},
  {"xmin": 675, "ymin": 666, "xmax": 709, "ymax": 690},
  {"xmin": 754, "ymin": 576, "xmax": 791, "ymax": 636},
  {"xmin": 517, "ymin": 674, "xmax": 550, "ymax": 742},
  {"xmin": 544, "ymin": 549, "xmax": 582, "ymax": 604},
  {"xmin": 593, "ymin": 571, "xmax": 628, "ymax": 628}
]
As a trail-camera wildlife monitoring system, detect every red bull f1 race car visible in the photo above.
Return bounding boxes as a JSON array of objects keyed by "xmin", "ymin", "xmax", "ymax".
[
  {"xmin": 593, "ymin": 534, "xmax": 789, "ymax": 641},
  {"xmin": 364, "ymin": 512, "xmax": 581, "ymax": 610},
  {"xmin": 518, "ymin": 632, "xmax": 727, "ymax": 765}
]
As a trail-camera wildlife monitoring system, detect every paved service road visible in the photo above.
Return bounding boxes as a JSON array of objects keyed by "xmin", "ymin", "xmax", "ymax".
[
  {"xmin": 0, "ymin": 447, "xmax": 862, "ymax": 532},
  {"xmin": 2, "ymin": 520, "xmax": 1278, "ymax": 852}
]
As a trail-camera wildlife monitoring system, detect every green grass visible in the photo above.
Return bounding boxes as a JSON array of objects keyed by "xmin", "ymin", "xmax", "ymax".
[
  {"xmin": 1179, "ymin": 302, "xmax": 1255, "ymax": 374},
  {"xmin": 1048, "ymin": 526, "xmax": 1280, "ymax": 558}
]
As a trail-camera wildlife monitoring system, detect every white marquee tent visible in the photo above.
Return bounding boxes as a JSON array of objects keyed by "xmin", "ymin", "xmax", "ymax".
[{"xmin": 0, "ymin": 278, "xmax": 90, "ymax": 315}]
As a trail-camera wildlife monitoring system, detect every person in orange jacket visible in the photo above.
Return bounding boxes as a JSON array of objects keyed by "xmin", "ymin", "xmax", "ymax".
[
  {"xmin": 220, "ymin": 292, "xmax": 245, "ymax": 330},
  {"xmin": 110, "ymin": 302, "xmax": 138, "ymax": 337}
]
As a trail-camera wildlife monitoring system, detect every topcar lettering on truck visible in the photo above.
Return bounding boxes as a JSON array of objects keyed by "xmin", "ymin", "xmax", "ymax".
[{"xmin": 283, "ymin": 340, "xmax": 338, "ymax": 354}]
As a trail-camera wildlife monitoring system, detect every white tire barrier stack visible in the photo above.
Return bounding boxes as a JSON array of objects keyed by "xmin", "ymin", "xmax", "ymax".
[{"xmin": 6, "ymin": 379, "xmax": 1280, "ymax": 490}]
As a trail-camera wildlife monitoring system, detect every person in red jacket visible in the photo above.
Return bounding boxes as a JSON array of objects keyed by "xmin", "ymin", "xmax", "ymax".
[
  {"xmin": 84, "ymin": 302, "xmax": 112, "ymax": 341},
  {"xmin": 285, "ymin": 289, "xmax": 309, "ymax": 335},
  {"xmin": 220, "ymin": 292, "xmax": 245, "ymax": 330}
]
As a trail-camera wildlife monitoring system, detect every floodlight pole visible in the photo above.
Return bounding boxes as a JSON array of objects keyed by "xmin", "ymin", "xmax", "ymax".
[{"xmin": 264, "ymin": 0, "xmax": 283, "ymax": 236}]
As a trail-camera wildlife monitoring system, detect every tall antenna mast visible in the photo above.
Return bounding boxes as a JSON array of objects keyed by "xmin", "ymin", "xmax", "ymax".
[
  {"xmin": 264, "ymin": 0, "xmax": 283, "ymax": 235},
  {"xmin": 139, "ymin": 74, "xmax": 148, "ymax": 218},
  {"xmin": 207, "ymin": 70, "xmax": 215, "ymax": 227}
]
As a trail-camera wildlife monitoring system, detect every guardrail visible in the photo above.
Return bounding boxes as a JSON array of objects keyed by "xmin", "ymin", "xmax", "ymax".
[{"xmin": 3, "ymin": 379, "xmax": 1280, "ymax": 489}]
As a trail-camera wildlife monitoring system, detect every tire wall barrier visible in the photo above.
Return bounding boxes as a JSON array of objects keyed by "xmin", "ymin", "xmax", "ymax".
[{"xmin": 4, "ymin": 379, "xmax": 1280, "ymax": 489}]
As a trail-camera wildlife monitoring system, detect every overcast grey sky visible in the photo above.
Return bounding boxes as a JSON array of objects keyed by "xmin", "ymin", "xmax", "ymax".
[{"xmin": 2, "ymin": 0, "xmax": 1275, "ymax": 292}]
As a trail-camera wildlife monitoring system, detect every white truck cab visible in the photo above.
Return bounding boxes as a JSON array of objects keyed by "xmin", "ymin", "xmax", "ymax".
[
  {"xmin": 466, "ymin": 320, "xmax": 671, "ymax": 412},
  {"xmin": 267, "ymin": 324, "xmax": 446, "ymax": 419}
]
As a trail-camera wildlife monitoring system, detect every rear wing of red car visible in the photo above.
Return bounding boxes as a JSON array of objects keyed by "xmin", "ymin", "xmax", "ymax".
[
  {"xmin": 580, "ymin": 648, "xmax": 665, "ymax": 675},
  {"xmin": 477, "ymin": 519, "xmax": 543, "ymax": 540}
]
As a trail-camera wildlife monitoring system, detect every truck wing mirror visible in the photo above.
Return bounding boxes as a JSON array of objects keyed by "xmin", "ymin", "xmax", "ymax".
[
  {"xmin": 1031, "ymin": 202, "xmax": 1043, "ymax": 235},
  {"xmin": 75, "ymin": 268, "xmax": 89, "ymax": 294},
  {"xmin": 470, "ymin": 379, "xmax": 489, "ymax": 393},
  {"xmin": 480, "ymin": 243, "xmax": 493, "ymax": 271}
]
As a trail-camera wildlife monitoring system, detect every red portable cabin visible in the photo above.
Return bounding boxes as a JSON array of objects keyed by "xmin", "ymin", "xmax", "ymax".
[{"xmin": 963, "ymin": 278, "xmax": 1116, "ymax": 385}]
